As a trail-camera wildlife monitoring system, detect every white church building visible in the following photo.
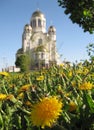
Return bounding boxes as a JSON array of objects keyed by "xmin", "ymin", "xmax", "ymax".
[{"xmin": 16, "ymin": 10, "xmax": 61, "ymax": 69}]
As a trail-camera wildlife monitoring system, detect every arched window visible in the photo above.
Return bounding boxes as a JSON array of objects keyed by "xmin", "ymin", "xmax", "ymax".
[
  {"xmin": 32, "ymin": 19, "xmax": 36, "ymax": 27},
  {"xmin": 38, "ymin": 38, "xmax": 42, "ymax": 44},
  {"xmin": 38, "ymin": 19, "xmax": 41, "ymax": 27},
  {"xmin": 41, "ymin": 52, "xmax": 44, "ymax": 59}
]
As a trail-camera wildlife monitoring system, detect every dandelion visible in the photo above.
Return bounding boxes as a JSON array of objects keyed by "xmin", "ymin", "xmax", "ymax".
[
  {"xmin": 57, "ymin": 84, "xmax": 63, "ymax": 94},
  {"xmin": 0, "ymin": 72, "xmax": 9, "ymax": 76},
  {"xmin": 6, "ymin": 94, "xmax": 17, "ymax": 103},
  {"xmin": 57, "ymin": 84, "xmax": 62, "ymax": 91},
  {"xmin": 19, "ymin": 84, "xmax": 31, "ymax": 92},
  {"xmin": 36, "ymin": 75, "xmax": 44, "ymax": 81},
  {"xmin": 25, "ymin": 101, "xmax": 32, "ymax": 107},
  {"xmin": 6, "ymin": 94, "xmax": 14, "ymax": 100},
  {"xmin": 9, "ymin": 84, "xmax": 16, "ymax": 88},
  {"xmin": 0, "ymin": 94, "xmax": 7, "ymax": 101},
  {"xmin": 64, "ymin": 92, "xmax": 71, "ymax": 97},
  {"xmin": 68, "ymin": 71, "xmax": 72, "ymax": 77},
  {"xmin": 71, "ymin": 81, "xmax": 76, "ymax": 87},
  {"xmin": 31, "ymin": 96, "xmax": 62, "ymax": 128},
  {"xmin": 17, "ymin": 92, "xmax": 24, "ymax": 99},
  {"xmin": 79, "ymin": 82, "xmax": 93, "ymax": 90},
  {"xmin": 83, "ymin": 67, "xmax": 89, "ymax": 75},
  {"xmin": 59, "ymin": 63, "xmax": 64, "ymax": 67},
  {"xmin": 69, "ymin": 101, "xmax": 77, "ymax": 112}
]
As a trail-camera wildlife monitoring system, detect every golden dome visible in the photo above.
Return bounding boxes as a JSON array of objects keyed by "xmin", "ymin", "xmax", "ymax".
[
  {"xmin": 35, "ymin": 45, "xmax": 47, "ymax": 52},
  {"xmin": 32, "ymin": 10, "xmax": 45, "ymax": 18},
  {"xmin": 24, "ymin": 24, "xmax": 32, "ymax": 31},
  {"xmin": 48, "ymin": 26, "xmax": 56, "ymax": 32}
]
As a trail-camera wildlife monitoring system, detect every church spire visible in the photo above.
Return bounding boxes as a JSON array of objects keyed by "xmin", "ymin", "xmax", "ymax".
[{"xmin": 36, "ymin": 1, "xmax": 40, "ymax": 11}]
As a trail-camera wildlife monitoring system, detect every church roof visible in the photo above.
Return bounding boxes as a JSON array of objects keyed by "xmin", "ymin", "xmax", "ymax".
[
  {"xmin": 32, "ymin": 10, "xmax": 45, "ymax": 18},
  {"xmin": 34, "ymin": 45, "xmax": 47, "ymax": 52},
  {"xmin": 48, "ymin": 25, "xmax": 56, "ymax": 32},
  {"xmin": 24, "ymin": 24, "xmax": 32, "ymax": 31}
]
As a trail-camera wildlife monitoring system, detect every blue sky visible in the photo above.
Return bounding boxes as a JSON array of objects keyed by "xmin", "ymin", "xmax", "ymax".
[{"xmin": 0, "ymin": 0, "xmax": 94, "ymax": 71}]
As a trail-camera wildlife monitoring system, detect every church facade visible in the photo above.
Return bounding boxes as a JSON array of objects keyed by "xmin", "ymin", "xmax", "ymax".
[{"xmin": 16, "ymin": 10, "xmax": 61, "ymax": 69}]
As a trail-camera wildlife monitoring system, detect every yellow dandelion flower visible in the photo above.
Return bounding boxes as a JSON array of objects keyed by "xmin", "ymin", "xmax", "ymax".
[
  {"xmin": 59, "ymin": 63, "xmax": 64, "ymax": 67},
  {"xmin": 71, "ymin": 81, "xmax": 76, "ymax": 87},
  {"xmin": 79, "ymin": 82, "xmax": 93, "ymax": 90},
  {"xmin": 25, "ymin": 101, "xmax": 32, "ymax": 107},
  {"xmin": 0, "ymin": 72, "xmax": 9, "ymax": 76},
  {"xmin": 19, "ymin": 84, "xmax": 31, "ymax": 92},
  {"xmin": 77, "ymin": 69, "xmax": 82, "ymax": 74},
  {"xmin": 31, "ymin": 96, "xmax": 62, "ymax": 128},
  {"xmin": 57, "ymin": 84, "xmax": 63, "ymax": 94},
  {"xmin": 57, "ymin": 84, "xmax": 62, "ymax": 91},
  {"xmin": 9, "ymin": 84, "xmax": 16, "ymax": 88},
  {"xmin": 64, "ymin": 92, "xmax": 71, "ymax": 97},
  {"xmin": 69, "ymin": 101, "xmax": 77, "ymax": 112},
  {"xmin": 83, "ymin": 67, "xmax": 89, "ymax": 75},
  {"xmin": 0, "ymin": 94, "xmax": 7, "ymax": 101},
  {"xmin": 6, "ymin": 94, "xmax": 17, "ymax": 103},
  {"xmin": 36, "ymin": 75, "xmax": 44, "ymax": 81},
  {"xmin": 17, "ymin": 92, "xmax": 24, "ymax": 99},
  {"xmin": 6, "ymin": 94, "xmax": 14, "ymax": 100},
  {"xmin": 68, "ymin": 71, "xmax": 72, "ymax": 77}
]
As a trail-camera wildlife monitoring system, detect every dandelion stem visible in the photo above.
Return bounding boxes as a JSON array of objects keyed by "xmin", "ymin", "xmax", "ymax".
[{"xmin": 2, "ymin": 80, "xmax": 8, "ymax": 95}]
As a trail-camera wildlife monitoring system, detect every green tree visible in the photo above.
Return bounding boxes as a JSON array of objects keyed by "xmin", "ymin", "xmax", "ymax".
[
  {"xmin": 58, "ymin": 0, "xmax": 94, "ymax": 33},
  {"xmin": 15, "ymin": 54, "xmax": 31, "ymax": 72},
  {"xmin": 86, "ymin": 43, "xmax": 94, "ymax": 64},
  {"xmin": 87, "ymin": 43, "xmax": 94, "ymax": 57}
]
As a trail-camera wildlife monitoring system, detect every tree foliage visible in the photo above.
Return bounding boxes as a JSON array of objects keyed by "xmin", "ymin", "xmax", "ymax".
[
  {"xmin": 15, "ymin": 54, "xmax": 31, "ymax": 72},
  {"xmin": 58, "ymin": 0, "xmax": 94, "ymax": 33},
  {"xmin": 86, "ymin": 43, "xmax": 94, "ymax": 62}
]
